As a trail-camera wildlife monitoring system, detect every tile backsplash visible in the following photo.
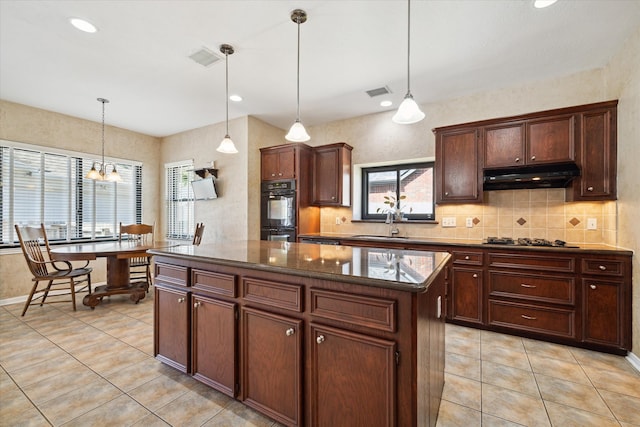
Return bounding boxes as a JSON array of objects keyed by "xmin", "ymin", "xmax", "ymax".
[{"xmin": 321, "ymin": 188, "xmax": 617, "ymax": 246}]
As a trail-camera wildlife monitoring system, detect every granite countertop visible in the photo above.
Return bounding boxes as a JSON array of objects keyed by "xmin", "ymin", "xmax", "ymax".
[
  {"xmin": 298, "ymin": 233, "xmax": 634, "ymax": 255},
  {"xmin": 148, "ymin": 240, "xmax": 451, "ymax": 293}
]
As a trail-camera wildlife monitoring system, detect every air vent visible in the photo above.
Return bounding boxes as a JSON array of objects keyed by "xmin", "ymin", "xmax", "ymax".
[
  {"xmin": 366, "ymin": 86, "xmax": 392, "ymax": 97},
  {"xmin": 188, "ymin": 47, "xmax": 222, "ymax": 67}
]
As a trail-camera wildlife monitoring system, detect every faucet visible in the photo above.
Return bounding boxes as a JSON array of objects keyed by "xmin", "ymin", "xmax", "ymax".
[{"xmin": 386, "ymin": 212, "xmax": 400, "ymax": 237}]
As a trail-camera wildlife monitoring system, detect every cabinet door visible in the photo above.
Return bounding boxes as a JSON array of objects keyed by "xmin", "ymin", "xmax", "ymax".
[
  {"xmin": 313, "ymin": 144, "xmax": 352, "ymax": 206},
  {"xmin": 582, "ymin": 279, "xmax": 622, "ymax": 347},
  {"xmin": 154, "ymin": 286, "xmax": 190, "ymax": 372},
  {"xmin": 192, "ymin": 295, "xmax": 237, "ymax": 396},
  {"xmin": 261, "ymin": 151, "xmax": 280, "ymax": 180},
  {"xmin": 310, "ymin": 323, "xmax": 396, "ymax": 427},
  {"xmin": 571, "ymin": 108, "xmax": 616, "ymax": 200},
  {"xmin": 241, "ymin": 307, "xmax": 302, "ymax": 426},
  {"xmin": 435, "ymin": 128, "xmax": 482, "ymax": 203},
  {"xmin": 526, "ymin": 114, "xmax": 575, "ymax": 164},
  {"xmin": 483, "ymin": 122, "xmax": 525, "ymax": 168},
  {"xmin": 277, "ymin": 147, "xmax": 296, "ymax": 180},
  {"xmin": 450, "ymin": 267, "xmax": 483, "ymax": 324}
]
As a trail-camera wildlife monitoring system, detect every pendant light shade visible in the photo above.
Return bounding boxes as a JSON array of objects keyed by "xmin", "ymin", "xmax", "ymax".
[
  {"xmin": 217, "ymin": 44, "xmax": 238, "ymax": 154},
  {"xmin": 285, "ymin": 9, "xmax": 310, "ymax": 142},
  {"xmin": 392, "ymin": 0, "xmax": 425, "ymax": 125},
  {"xmin": 85, "ymin": 98, "xmax": 122, "ymax": 182}
]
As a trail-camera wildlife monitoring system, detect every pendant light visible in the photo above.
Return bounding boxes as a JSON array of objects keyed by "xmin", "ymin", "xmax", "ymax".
[
  {"xmin": 285, "ymin": 9, "xmax": 310, "ymax": 142},
  {"xmin": 85, "ymin": 98, "xmax": 122, "ymax": 182},
  {"xmin": 216, "ymin": 44, "xmax": 239, "ymax": 154},
  {"xmin": 392, "ymin": 0, "xmax": 425, "ymax": 125}
]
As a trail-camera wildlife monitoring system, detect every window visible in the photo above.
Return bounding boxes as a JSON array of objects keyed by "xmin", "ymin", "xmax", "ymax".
[
  {"xmin": 165, "ymin": 161, "xmax": 195, "ymax": 240},
  {"xmin": 1, "ymin": 141, "xmax": 143, "ymax": 246},
  {"xmin": 362, "ymin": 162, "xmax": 434, "ymax": 220}
]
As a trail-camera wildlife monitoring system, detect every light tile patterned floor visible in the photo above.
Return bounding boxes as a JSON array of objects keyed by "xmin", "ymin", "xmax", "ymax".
[{"xmin": 1, "ymin": 289, "xmax": 639, "ymax": 426}]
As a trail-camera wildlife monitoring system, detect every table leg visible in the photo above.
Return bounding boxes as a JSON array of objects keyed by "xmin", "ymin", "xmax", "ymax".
[{"xmin": 83, "ymin": 256, "xmax": 147, "ymax": 308}]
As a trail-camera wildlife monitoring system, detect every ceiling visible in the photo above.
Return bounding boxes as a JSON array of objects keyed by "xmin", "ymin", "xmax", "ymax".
[{"xmin": 1, "ymin": 1, "xmax": 639, "ymax": 138}]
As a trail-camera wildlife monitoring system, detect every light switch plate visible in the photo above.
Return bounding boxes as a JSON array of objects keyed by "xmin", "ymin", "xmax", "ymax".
[
  {"xmin": 466, "ymin": 217, "xmax": 473, "ymax": 228},
  {"xmin": 442, "ymin": 217, "xmax": 456, "ymax": 227},
  {"xmin": 587, "ymin": 218, "xmax": 597, "ymax": 230}
]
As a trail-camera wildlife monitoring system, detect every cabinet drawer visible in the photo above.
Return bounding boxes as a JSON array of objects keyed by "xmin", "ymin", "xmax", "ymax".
[
  {"xmin": 192, "ymin": 270, "xmax": 236, "ymax": 298},
  {"xmin": 488, "ymin": 271, "xmax": 574, "ymax": 305},
  {"xmin": 155, "ymin": 263, "xmax": 189, "ymax": 287},
  {"xmin": 310, "ymin": 289, "xmax": 396, "ymax": 333},
  {"xmin": 243, "ymin": 278, "xmax": 302, "ymax": 313},
  {"xmin": 581, "ymin": 258, "xmax": 624, "ymax": 277},
  {"xmin": 488, "ymin": 253, "xmax": 575, "ymax": 273},
  {"xmin": 488, "ymin": 300, "xmax": 574, "ymax": 338},
  {"xmin": 452, "ymin": 251, "xmax": 483, "ymax": 266}
]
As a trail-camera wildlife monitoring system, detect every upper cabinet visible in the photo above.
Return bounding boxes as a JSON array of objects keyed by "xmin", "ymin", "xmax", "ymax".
[
  {"xmin": 435, "ymin": 127, "xmax": 482, "ymax": 204},
  {"xmin": 568, "ymin": 103, "xmax": 617, "ymax": 201},
  {"xmin": 312, "ymin": 143, "xmax": 353, "ymax": 207},
  {"xmin": 261, "ymin": 145, "xmax": 297, "ymax": 181}
]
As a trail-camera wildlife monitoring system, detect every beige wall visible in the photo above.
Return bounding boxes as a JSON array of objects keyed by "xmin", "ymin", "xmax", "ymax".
[{"xmin": 0, "ymin": 100, "xmax": 161, "ymax": 300}]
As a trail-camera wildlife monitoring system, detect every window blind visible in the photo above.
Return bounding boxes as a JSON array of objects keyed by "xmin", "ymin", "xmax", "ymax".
[{"xmin": 165, "ymin": 161, "xmax": 195, "ymax": 240}]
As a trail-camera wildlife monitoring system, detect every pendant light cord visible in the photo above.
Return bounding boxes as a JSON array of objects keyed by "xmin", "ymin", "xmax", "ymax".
[
  {"xmin": 296, "ymin": 15, "xmax": 301, "ymax": 121},
  {"xmin": 225, "ymin": 50, "xmax": 229, "ymax": 135},
  {"xmin": 406, "ymin": 0, "xmax": 411, "ymax": 94}
]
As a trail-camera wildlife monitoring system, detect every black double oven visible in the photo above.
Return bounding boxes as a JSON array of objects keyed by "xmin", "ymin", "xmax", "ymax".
[{"xmin": 260, "ymin": 180, "xmax": 296, "ymax": 242}]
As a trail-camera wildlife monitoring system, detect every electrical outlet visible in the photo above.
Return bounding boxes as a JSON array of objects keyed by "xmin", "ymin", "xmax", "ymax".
[
  {"xmin": 442, "ymin": 217, "xmax": 456, "ymax": 227},
  {"xmin": 587, "ymin": 218, "xmax": 597, "ymax": 230},
  {"xmin": 335, "ymin": 217, "xmax": 341, "ymax": 225},
  {"xmin": 466, "ymin": 217, "xmax": 473, "ymax": 228}
]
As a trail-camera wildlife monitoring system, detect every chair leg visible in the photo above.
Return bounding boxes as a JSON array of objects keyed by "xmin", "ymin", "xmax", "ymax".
[
  {"xmin": 69, "ymin": 278, "xmax": 77, "ymax": 312},
  {"xmin": 40, "ymin": 280, "xmax": 54, "ymax": 306},
  {"xmin": 146, "ymin": 265, "xmax": 152, "ymax": 292},
  {"xmin": 22, "ymin": 281, "xmax": 40, "ymax": 317}
]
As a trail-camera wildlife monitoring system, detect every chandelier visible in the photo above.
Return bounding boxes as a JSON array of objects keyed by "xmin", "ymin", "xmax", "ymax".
[{"xmin": 85, "ymin": 98, "xmax": 121, "ymax": 182}]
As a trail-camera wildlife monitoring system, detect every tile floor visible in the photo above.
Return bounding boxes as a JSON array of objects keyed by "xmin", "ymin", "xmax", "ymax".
[{"xmin": 1, "ymin": 288, "xmax": 639, "ymax": 426}]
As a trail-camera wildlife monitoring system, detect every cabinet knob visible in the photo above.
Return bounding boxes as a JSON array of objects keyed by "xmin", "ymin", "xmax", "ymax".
[
  {"xmin": 590, "ymin": 284, "xmax": 597, "ymax": 290},
  {"xmin": 599, "ymin": 265, "xmax": 607, "ymax": 271},
  {"xmin": 331, "ymin": 196, "xmax": 336, "ymax": 200},
  {"xmin": 278, "ymin": 173, "xmax": 283, "ymax": 176},
  {"xmin": 285, "ymin": 328, "xmax": 295, "ymax": 336},
  {"xmin": 520, "ymin": 283, "xmax": 536, "ymax": 288},
  {"xmin": 587, "ymin": 186, "xmax": 594, "ymax": 191},
  {"xmin": 271, "ymin": 173, "xmax": 276, "ymax": 177},
  {"xmin": 177, "ymin": 297, "xmax": 185, "ymax": 303},
  {"xmin": 531, "ymin": 155, "xmax": 536, "ymax": 161},
  {"xmin": 194, "ymin": 302, "xmax": 201, "ymax": 308},
  {"xmin": 521, "ymin": 314, "xmax": 537, "ymax": 320},
  {"xmin": 464, "ymin": 256, "xmax": 470, "ymax": 260},
  {"xmin": 472, "ymin": 273, "xmax": 478, "ymax": 278},
  {"xmin": 444, "ymin": 192, "xmax": 449, "ymax": 196},
  {"xmin": 515, "ymin": 157, "xmax": 520, "ymax": 163},
  {"xmin": 316, "ymin": 335, "xmax": 325, "ymax": 344}
]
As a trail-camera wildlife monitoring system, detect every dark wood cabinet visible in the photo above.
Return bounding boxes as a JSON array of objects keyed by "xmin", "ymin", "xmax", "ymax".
[
  {"xmin": 569, "ymin": 102, "xmax": 617, "ymax": 200},
  {"xmin": 434, "ymin": 127, "xmax": 482, "ymax": 203},
  {"xmin": 448, "ymin": 250, "xmax": 483, "ymax": 324},
  {"xmin": 312, "ymin": 142, "xmax": 352, "ymax": 206},
  {"xmin": 261, "ymin": 145, "xmax": 296, "ymax": 181},
  {"xmin": 525, "ymin": 114, "xmax": 575, "ymax": 165},
  {"xmin": 483, "ymin": 122, "xmax": 526, "ymax": 169},
  {"xmin": 154, "ymin": 285, "xmax": 190, "ymax": 372},
  {"xmin": 241, "ymin": 308, "xmax": 303, "ymax": 426},
  {"xmin": 192, "ymin": 295, "xmax": 237, "ymax": 396},
  {"xmin": 309, "ymin": 323, "xmax": 396, "ymax": 427}
]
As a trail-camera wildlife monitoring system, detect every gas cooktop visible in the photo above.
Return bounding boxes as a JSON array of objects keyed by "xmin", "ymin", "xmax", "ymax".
[{"xmin": 485, "ymin": 237, "xmax": 578, "ymax": 248}]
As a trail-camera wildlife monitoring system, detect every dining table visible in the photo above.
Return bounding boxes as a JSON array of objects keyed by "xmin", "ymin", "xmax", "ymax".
[{"xmin": 50, "ymin": 240, "xmax": 176, "ymax": 308}]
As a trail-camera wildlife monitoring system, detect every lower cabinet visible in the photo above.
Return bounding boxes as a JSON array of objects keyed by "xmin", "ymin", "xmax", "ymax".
[
  {"xmin": 154, "ymin": 285, "xmax": 190, "ymax": 372},
  {"xmin": 309, "ymin": 323, "xmax": 396, "ymax": 427},
  {"xmin": 241, "ymin": 307, "xmax": 303, "ymax": 427},
  {"xmin": 582, "ymin": 279, "xmax": 624, "ymax": 348},
  {"xmin": 192, "ymin": 294, "xmax": 237, "ymax": 396},
  {"xmin": 450, "ymin": 267, "xmax": 483, "ymax": 324}
]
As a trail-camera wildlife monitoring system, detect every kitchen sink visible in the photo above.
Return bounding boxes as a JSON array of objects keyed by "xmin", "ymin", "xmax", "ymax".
[{"xmin": 351, "ymin": 234, "xmax": 409, "ymax": 239}]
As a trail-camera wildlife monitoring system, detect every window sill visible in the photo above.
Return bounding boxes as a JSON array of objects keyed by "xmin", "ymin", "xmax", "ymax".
[{"xmin": 351, "ymin": 219, "xmax": 439, "ymax": 225}]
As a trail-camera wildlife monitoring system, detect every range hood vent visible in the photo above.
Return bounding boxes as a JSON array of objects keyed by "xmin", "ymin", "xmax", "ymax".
[{"xmin": 483, "ymin": 162, "xmax": 580, "ymax": 191}]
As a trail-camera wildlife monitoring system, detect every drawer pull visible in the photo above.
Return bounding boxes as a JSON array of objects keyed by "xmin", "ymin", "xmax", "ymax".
[
  {"xmin": 521, "ymin": 314, "xmax": 537, "ymax": 320},
  {"xmin": 520, "ymin": 283, "xmax": 536, "ymax": 288},
  {"xmin": 598, "ymin": 265, "xmax": 607, "ymax": 271},
  {"xmin": 465, "ymin": 256, "xmax": 470, "ymax": 260},
  {"xmin": 285, "ymin": 328, "xmax": 295, "ymax": 336},
  {"xmin": 316, "ymin": 335, "xmax": 325, "ymax": 344},
  {"xmin": 590, "ymin": 284, "xmax": 597, "ymax": 290}
]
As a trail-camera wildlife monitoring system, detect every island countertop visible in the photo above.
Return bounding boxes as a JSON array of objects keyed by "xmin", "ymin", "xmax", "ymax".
[{"xmin": 148, "ymin": 240, "xmax": 451, "ymax": 293}]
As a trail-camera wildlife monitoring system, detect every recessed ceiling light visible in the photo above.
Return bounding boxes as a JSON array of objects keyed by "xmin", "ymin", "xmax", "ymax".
[
  {"xmin": 533, "ymin": 0, "xmax": 558, "ymax": 8},
  {"xmin": 380, "ymin": 100, "xmax": 393, "ymax": 107},
  {"xmin": 229, "ymin": 94, "xmax": 242, "ymax": 102},
  {"xmin": 69, "ymin": 18, "xmax": 97, "ymax": 33}
]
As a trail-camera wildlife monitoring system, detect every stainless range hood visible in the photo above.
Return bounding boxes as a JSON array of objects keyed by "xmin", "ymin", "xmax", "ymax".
[{"xmin": 483, "ymin": 162, "xmax": 580, "ymax": 191}]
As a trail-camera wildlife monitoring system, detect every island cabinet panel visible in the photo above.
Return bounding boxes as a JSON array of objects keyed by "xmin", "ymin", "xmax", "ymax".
[
  {"xmin": 154, "ymin": 285, "xmax": 190, "ymax": 372},
  {"xmin": 243, "ymin": 278, "xmax": 303, "ymax": 313},
  {"xmin": 191, "ymin": 295, "xmax": 237, "ymax": 397},
  {"xmin": 241, "ymin": 307, "xmax": 303, "ymax": 427},
  {"xmin": 309, "ymin": 323, "xmax": 396, "ymax": 427}
]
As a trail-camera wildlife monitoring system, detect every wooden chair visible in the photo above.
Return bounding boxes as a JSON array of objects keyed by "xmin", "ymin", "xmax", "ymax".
[
  {"xmin": 119, "ymin": 222, "xmax": 154, "ymax": 290},
  {"xmin": 15, "ymin": 224, "xmax": 93, "ymax": 316},
  {"xmin": 193, "ymin": 222, "xmax": 205, "ymax": 245}
]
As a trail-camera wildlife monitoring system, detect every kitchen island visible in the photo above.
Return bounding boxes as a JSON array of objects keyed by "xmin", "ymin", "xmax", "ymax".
[{"xmin": 149, "ymin": 240, "xmax": 451, "ymax": 427}]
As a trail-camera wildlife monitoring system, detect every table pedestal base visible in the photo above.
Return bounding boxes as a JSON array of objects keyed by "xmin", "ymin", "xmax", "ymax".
[{"xmin": 83, "ymin": 282, "xmax": 147, "ymax": 308}]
